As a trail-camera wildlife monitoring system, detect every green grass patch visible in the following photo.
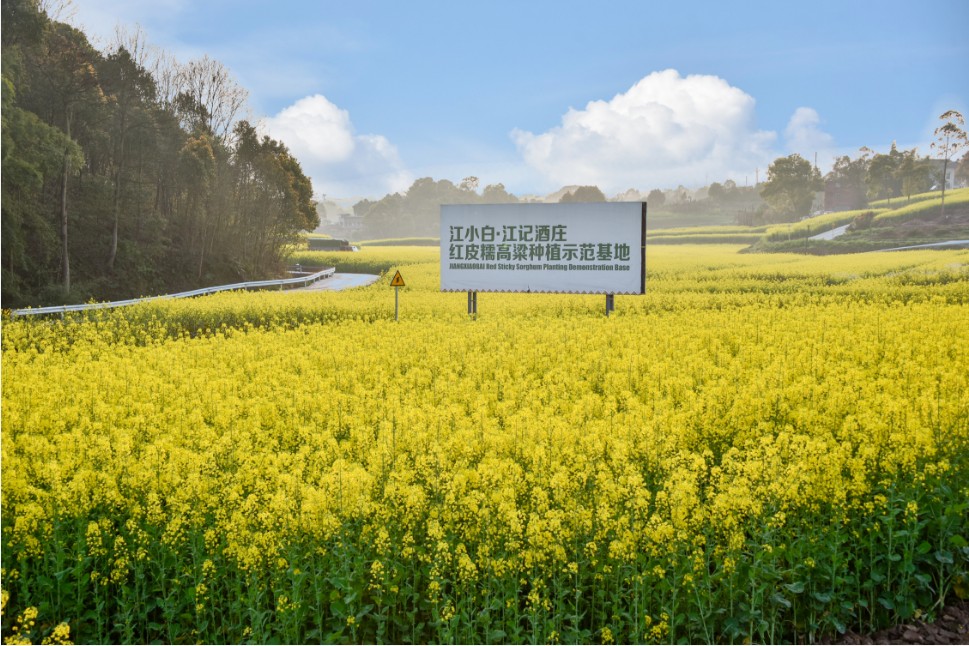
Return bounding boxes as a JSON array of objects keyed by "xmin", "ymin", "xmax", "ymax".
[
  {"xmin": 872, "ymin": 189, "xmax": 969, "ymax": 225},
  {"xmin": 356, "ymin": 237, "xmax": 440, "ymax": 247},
  {"xmin": 648, "ymin": 233, "xmax": 764, "ymax": 244},
  {"xmin": 868, "ymin": 189, "xmax": 947, "ymax": 209},
  {"xmin": 763, "ymin": 209, "xmax": 888, "ymax": 243},
  {"xmin": 648, "ymin": 225, "xmax": 770, "ymax": 235}
]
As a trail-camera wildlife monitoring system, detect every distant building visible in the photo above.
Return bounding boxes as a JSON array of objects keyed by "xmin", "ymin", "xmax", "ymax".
[
  {"xmin": 927, "ymin": 159, "xmax": 964, "ymax": 190},
  {"xmin": 339, "ymin": 214, "xmax": 364, "ymax": 232}
]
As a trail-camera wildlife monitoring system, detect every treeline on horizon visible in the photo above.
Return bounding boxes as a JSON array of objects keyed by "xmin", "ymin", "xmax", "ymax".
[
  {"xmin": 1, "ymin": 0, "xmax": 318, "ymax": 308},
  {"xmin": 342, "ymin": 145, "xmax": 967, "ymax": 240},
  {"xmin": 341, "ymin": 177, "xmax": 765, "ymax": 240}
]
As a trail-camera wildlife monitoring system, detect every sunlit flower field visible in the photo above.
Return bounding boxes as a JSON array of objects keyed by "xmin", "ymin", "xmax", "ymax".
[{"xmin": 3, "ymin": 245, "xmax": 968, "ymax": 644}]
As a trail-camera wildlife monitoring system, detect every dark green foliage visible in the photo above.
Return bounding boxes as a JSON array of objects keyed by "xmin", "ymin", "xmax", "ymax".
[
  {"xmin": 559, "ymin": 186, "xmax": 606, "ymax": 202},
  {"xmin": 760, "ymin": 154, "xmax": 822, "ymax": 222},
  {"xmin": 352, "ymin": 178, "xmax": 519, "ymax": 239},
  {"xmin": 0, "ymin": 0, "xmax": 317, "ymax": 307}
]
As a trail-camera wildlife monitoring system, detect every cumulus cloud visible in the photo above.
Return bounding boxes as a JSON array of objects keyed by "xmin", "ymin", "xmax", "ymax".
[
  {"xmin": 262, "ymin": 94, "xmax": 411, "ymax": 198},
  {"xmin": 512, "ymin": 69, "xmax": 778, "ymax": 193},
  {"xmin": 783, "ymin": 107, "xmax": 837, "ymax": 168}
]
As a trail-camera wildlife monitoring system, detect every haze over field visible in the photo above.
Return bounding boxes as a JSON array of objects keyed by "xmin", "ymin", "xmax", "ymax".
[{"xmin": 69, "ymin": 0, "xmax": 968, "ymax": 200}]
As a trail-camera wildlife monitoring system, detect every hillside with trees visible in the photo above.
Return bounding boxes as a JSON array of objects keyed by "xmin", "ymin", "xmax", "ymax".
[
  {"xmin": 349, "ymin": 177, "xmax": 518, "ymax": 240},
  {"xmin": 1, "ymin": 0, "xmax": 318, "ymax": 307}
]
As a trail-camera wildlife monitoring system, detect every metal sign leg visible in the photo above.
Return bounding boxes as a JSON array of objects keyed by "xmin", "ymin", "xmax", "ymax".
[
  {"xmin": 605, "ymin": 294, "xmax": 614, "ymax": 316},
  {"xmin": 468, "ymin": 291, "xmax": 477, "ymax": 318}
]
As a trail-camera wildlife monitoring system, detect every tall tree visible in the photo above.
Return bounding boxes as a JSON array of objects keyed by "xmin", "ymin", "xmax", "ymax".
[
  {"xmin": 931, "ymin": 110, "xmax": 969, "ymax": 219},
  {"xmin": 481, "ymin": 182, "xmax": 518, "ymax": 203},
  {"xmin": 825, "ymin": 151, "xmax": 869, "ymax": 210},
  {"xmin": 560, "ymin": 185, "xmax": 606, "ymax": 202},
  {"xmin": 229, "ymin": 121, "xmax": 317, "ymax": 277},
  {"xmin": 459, "ymin": 176, "xmax": 479, "ymax": 193},
  {"xmin": 177, "ymin": 55, "xmax": 248, "ymax": 144},
  {"xmin": 866, "ymin": 142, "xmax": 903, "ymax": 204},
  {"xmin": 1, "ymin": 72, "xmax": 82, "ymax": 301},
  {"xmin": 100, "ymin": 42, "xmax": 157, "ymax": 270},
  {"xmin": 897, "ymin": 148, "xmax": 933, "ymax": 202},
  {"xmin": 646, "ymin": 188, "xmax": 666, "ymax": 207},
  {"xmin": 759, "ymin": 154, "xmax": 821, "ymax": 222},
  {"xmin": 707, "ymin": 182, "xmax": 725, "ymax": 203}
]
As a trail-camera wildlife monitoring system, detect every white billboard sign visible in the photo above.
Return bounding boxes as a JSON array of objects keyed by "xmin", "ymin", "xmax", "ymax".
[{"xmin": 441, "ymin": 202, "xmax": 646, "ymax": 294}]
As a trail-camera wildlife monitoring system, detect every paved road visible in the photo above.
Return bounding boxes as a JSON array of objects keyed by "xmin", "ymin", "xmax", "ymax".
[
  {"xmin": 880, "ymin": 240, "xmax": 969, "ymax": 251},
  {"xmin": 293, "ymin": 273, "xmax": 380, "ymax": 291},
  {"xmin": 809, "ymin": 224, "xmax": 850, "ymax": 241}
]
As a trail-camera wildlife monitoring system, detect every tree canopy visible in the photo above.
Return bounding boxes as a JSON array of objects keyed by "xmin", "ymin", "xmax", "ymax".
[
  {"xmin": 759, "ymin": 154, "xmax": 821, "ymax": 222},
  {"xmin": 352, "ymin": 178, "xmax": 519, "ymax": 239},
  {"xmin": 559, "ymin": 186, "xmax": 606, "ymax": 202},
  {"xmin": 1, "ymin": 0, "xmax": 317, "ymax": 307}
]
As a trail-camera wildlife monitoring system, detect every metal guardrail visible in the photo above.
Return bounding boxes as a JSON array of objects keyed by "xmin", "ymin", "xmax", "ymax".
[{"xmin": 9, "ymin": 267, "xmax": 336, "ymax": 318}]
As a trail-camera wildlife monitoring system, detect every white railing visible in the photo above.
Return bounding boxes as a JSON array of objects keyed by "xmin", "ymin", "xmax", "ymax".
[{"xmin": 9, "ymin": 267, "xmax": 335, "ymax": 318}]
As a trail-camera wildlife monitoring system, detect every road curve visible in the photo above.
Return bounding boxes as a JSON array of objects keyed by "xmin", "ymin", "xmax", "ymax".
[{"xmin": 293, "ymin": 273, "xmax": 381, "ymax": 291}]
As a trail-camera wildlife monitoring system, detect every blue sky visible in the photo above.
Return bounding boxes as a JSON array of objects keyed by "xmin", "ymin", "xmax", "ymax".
[{"xmin": 70, "ymin": 0, "xmax": 968, "ymax": 200}]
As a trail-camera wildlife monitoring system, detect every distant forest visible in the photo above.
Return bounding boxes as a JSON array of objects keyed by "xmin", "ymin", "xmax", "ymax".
[
  {"xmin": 335, "ymin": 142, "xmax": 966, "ymax": 240},
  {"xmin": 331, "ymin": 178, "xmax": 767, "ymax": 240},
  {"xmin": 1, "ymin": 0, "xmax": 318, "ymax": 307}
]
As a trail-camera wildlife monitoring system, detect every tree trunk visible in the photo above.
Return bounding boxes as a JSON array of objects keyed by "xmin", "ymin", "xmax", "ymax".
[
  {"xmin": 108, "ymin": 112, "xmax": 127, "ymax": 271},
  {"xmin": 60, "ymin": 110, "xmax": 72, "ymax": 294},
  {"xmin": 940, "ymin": 156, "xmax": 948, "ymax": 220}
]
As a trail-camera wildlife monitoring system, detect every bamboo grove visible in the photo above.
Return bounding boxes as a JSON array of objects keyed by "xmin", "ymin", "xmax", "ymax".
[
  {"xmin": 1, "ymin": 0, "xmax": 318, "ymax": 308},
  {"xmin": 2, "ymin": 245, "xmax": 968, "ymax": 644}
]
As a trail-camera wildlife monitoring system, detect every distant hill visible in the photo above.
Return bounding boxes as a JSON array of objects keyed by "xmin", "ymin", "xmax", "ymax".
[{"xmin": 744, "ymin": 188, "xmax": 969, "ymax": 254}]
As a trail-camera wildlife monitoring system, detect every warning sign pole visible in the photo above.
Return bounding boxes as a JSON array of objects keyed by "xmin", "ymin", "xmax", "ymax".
[{"xmin": 390, "ymin": 270, "xmax": 405, "ymax": 321}]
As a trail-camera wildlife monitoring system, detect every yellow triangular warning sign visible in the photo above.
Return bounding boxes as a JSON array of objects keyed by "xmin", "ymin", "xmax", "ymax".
[{"xmin": 390, "ymin": 270, "xmax": 405, "ymax": 287}]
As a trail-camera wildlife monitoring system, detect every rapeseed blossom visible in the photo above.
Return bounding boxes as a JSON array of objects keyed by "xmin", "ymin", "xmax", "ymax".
[{"xmin": 2, "ymin": 245, "xmax": 967, "ymax": 643}]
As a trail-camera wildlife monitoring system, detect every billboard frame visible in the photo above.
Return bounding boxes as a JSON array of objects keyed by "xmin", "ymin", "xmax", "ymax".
[{"xmin": 440, "ymin": 202, "xmax": 647, "ymax": 296}]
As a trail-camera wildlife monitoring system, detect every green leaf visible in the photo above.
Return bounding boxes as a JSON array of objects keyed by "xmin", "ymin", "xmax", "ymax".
[
  {"xmin": 771, "ymin": 592, "xmax": 792, "ymax": 608},
  {"xmin": 935, "ymin": 550, "xmax": 954, "ymax": 565},
  {"xmin": 784, "ymin": 581, "xmax": 806, "ymax": 594},
  {"xmin": 917, "ymin": 541, "xmax": 932, "ymax": 555}
]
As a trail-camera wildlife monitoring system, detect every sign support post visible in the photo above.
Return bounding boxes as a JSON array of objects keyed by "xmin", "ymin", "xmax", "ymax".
[
  {"xmin": 390, "ymin": 270, "xmax": 406, "ymax": 321},
  {"xmin": 605, "ymin": 293, "xmax": 614, "ymax": 316},
  {"xmin": 467, "ymin": 291, "xmax": 477, "ymax": 319}
]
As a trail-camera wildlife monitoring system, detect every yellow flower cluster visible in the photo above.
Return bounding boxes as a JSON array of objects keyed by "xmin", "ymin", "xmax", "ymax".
[{"xmin": 2, "ymin": 244, "xmax": 967, "ymax": 643}]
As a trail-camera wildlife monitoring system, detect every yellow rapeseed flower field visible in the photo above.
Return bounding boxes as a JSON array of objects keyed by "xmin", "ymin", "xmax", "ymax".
[{"xmin": 2, "ymin": 245, "xmax": 968, "ymax": 644}]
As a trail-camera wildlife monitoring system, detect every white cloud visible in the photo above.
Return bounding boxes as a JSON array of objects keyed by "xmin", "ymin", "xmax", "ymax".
[
  {"xmin": 262, "ymin": 95, "xmax": 411, "ymax": 198},
  {"xmin": 512, "ymin": 69, "xmax": 778, "ymax": 192},
  {"xmin": 784, "ymin": 107, "xmax": 837, "ymax": 167}
]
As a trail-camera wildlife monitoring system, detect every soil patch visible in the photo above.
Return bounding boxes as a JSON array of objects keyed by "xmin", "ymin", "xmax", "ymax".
[{"xmin": 827, "ymin": 600, "xmax": 969, "ymax": 644}]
